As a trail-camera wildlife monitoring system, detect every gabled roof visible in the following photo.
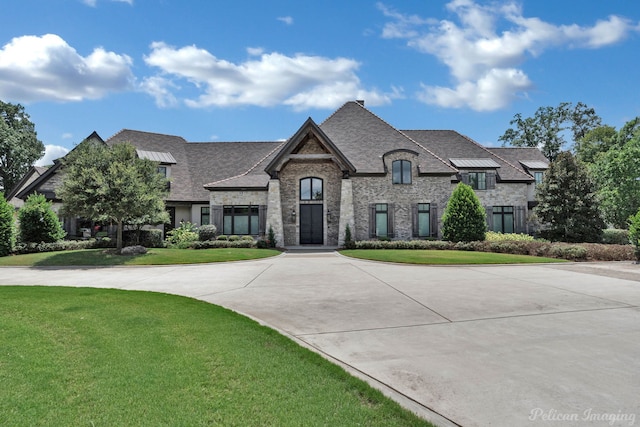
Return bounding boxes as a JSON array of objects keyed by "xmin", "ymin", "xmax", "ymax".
[
  {"xmin": 264, "ymin": 117, "xmax": 355, "ymax": 177},
  {"xmin": 6, "ymin": 165, "xmax": 48, "ymax": 202},
  {"xmin": 16, "ymin": 131, "xmax": 106, "ymax": 200},
  {"xmin": 403, "ymin": 130, "xmax": 535, "ymax": 182},
  {"xmin": 320, "ymin": 102, "xmax": 457, "ymax": 175}
]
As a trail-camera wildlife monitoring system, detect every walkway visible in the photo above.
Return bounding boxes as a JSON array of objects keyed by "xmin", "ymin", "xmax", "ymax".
[{"xmin": 1, "ymin": 252, "xmax": 639, "ymax": 426}]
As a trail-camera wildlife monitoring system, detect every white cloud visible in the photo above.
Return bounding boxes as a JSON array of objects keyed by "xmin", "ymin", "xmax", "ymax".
[
  {"xmin": 142, "ymin": 42, "xmax": 396, "ymax": 110},
  {"xmin": 139, "ymin": 75, "xmax": 179, "ymax": 108},
  {"xmin": 277, "ymin": 16, "xmax": 293, "ymax": 25},
  {"xmin": 35, "ymin": 145, "xmax": 70, "ymax": 166},
  {"xmin": 380, "ymin": 0, "xmax": 640, "ymax": 111},
  {"xmin": 0, "ymin": 34, "xmax": 134, "ymax": 102}
]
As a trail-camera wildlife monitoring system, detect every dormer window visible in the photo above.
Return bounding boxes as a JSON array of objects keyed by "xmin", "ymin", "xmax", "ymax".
[
  {"xmin": 157, "ymin": 166, "xmax": 168, "ymax": 177},
  {"xmin": 392, "ymin": 160, "xmax": 412, "ymax": 184},
  {"xmin": 469, "ymin": 172, "xmax": 486, "ymax": 190}
]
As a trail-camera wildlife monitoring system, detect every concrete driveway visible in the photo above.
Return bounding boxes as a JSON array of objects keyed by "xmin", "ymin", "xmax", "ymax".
[{"xmin": 1, "ymin": 252, "xmax": 639, "ymax": 426}]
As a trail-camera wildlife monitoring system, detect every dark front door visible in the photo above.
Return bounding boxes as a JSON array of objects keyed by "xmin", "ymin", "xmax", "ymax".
[{"xmin": 300, "ymin": 204, "xmax": 323, "ymax": 244}]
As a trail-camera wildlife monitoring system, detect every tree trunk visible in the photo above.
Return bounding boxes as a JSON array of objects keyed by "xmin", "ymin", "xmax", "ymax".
[{"xmin": 117, "ymin": 219, "xmax": 123, "ymax": 251}]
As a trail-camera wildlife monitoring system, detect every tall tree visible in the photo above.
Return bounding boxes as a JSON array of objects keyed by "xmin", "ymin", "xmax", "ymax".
[
  {"xmin": 58, "ymin": 140, "xmax": 169, "ymax": 251},
  {"xmin": 499, "ymin": 102, "xmax": 601, "ymax": 161},
  {"xmin": 590, "ymin": 121, "xmax": 640, "ymax": 228},
  {"xmin": 442, "ymin": 183, "xmax": 486, "ymax": 242},
  {"xmin": 0, "ymin": 101, "xmax": 45, "ymax": 194},
  {"xmin": 535, "ymin": 151, "xmax": 604, "ymax": 242}
]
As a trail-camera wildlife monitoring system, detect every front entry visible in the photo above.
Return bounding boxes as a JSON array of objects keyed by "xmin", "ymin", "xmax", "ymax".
[{"xmin": 299, "ymin": 204, "xmax": 323, "ymax": 244}]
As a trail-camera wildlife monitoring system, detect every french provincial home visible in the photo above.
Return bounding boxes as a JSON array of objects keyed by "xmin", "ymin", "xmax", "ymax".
[{"xmin": 11, "ymin": 101, "xmax": 548, "ymax": 246}]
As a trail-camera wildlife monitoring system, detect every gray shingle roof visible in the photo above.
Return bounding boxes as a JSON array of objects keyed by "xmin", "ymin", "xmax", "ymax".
[
  {"xmin": 320, "ymin": 102, "xmax": 457, "ymax": 175},
  {"xmin": 403, "ymin": 130, "xmax": 535, "ymax": 182},
  {"xmin": 107, "ymin": 130, "xmax": 280, "ymax": 200},
  {"xmin": 487, "ymin": 147, "xmax": 549, "ymax": 174}
]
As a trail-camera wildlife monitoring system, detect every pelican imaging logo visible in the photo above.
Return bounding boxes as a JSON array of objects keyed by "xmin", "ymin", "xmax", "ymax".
[{"xmin": 529, "ymin": 408, "xmax": 636, "ymax": 425}]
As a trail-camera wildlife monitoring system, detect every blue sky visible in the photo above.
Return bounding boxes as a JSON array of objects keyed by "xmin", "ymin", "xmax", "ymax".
[{"xmin": 1, "ymin": 0, "xmax": 639, "ymax": 165}]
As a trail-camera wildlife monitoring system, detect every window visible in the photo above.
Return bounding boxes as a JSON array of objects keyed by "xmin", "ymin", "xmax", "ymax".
[
  {"xmin": 392, "ymin": 160, "xmax": 412, "ymax": 184},
  {"xmin": 469, "ymin": 172, "xmax": 486, "ymax": 190},
  {"xmin": 157, "ymin": 166, "xmax": 167, "ymax": 177},
  {"xmin": 223, "ymin": 205, "xmax": 259, "ymax": 235},
  {"xmin": 492, "ymin": 206, "xmax": 514, "ymax": 233},
  {"xmin": 375, "ymin": 204, "xmax": 388, "ymax": 237},
  {"xmin": 417, "ymin": 203, "xmax": 430, "ymax": 237},
  {"xmin": 534, "ymin": 171, "xmax": 544, "ymax": 185},
  {"xmin": 300, "ymin": 177, "xmax": 323, "ymax": 201},
  {"xmin": 201, "ymin": 207, "xmax": 210, "ymax": 226}
]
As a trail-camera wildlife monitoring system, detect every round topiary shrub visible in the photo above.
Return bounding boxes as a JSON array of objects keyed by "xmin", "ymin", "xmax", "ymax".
[
  {"xmin": 18, "ymin": 193, "xmax": 66, "ymax": 243},
  {"xmin": 198, "ymin": 224, "xmax": 218, "ymax": 241},
  {"xmin": 442, "ymin": 183, "xmax": 486, "ymax": 242}
]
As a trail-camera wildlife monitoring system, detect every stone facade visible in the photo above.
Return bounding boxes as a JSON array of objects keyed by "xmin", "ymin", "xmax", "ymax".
[
  {"xmin": 278, "ymin": 160, "xmax": 343, "ymax": 246},
  {"xmin": 351, "ymin": 151, "xmax": 454, "ymax": 241}
]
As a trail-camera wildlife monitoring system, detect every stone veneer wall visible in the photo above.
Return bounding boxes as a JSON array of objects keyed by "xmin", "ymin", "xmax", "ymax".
[
  {"xmin": 278, "ymin": 160, "xmax": 343, "ymax": 246},
  {"xmin": 209, "ymin": 190, "xmax": 268, "ymax": 207},
  {"xmin": 474, "ymin": 182, "xmax": 528, "ymax": 208},
  {"xmin": 351, "ymin": 151, "xmax": 453, "ymax": 241}
]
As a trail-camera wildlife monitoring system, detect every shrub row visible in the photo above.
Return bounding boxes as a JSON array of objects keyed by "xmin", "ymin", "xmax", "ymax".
[
  {"xmin": 351, "ymin": 239, "xmax": 635, "ymax": 261},
  {"xmin": 12, "ymin": 238, "xmax": 115, "ymax": 255},
  {"xmin": 190, "ymin": 239, "xmax": 256, "ymax": 249}
]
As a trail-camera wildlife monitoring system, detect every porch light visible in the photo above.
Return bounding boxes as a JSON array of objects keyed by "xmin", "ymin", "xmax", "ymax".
[
  {"xmin": 291, "ymin": 208, "xmax": 296, "ymax": 223},
  {"xmin": 326, "ymin": 209, "xmax": 332, "ymax": 223}
]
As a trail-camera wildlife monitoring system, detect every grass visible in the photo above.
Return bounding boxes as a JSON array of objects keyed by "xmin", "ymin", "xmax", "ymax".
[
  {"xmin": 0, "ymin": 286, "xmax": 433, "ymax": 426},
  {"xmin": 0, "ymin": 248, "xmax": 280, "ymax": 267},
  {"xmin": 341, "ymin": 249, "xmax": 566, "ymax": 264}
]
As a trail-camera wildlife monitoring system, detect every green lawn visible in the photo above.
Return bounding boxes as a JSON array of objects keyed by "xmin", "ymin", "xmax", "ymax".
[
  {"xmin": 0, "ymin": 248, "xmax": 280, "ymax": 266},
  {"xmin": 0, "ymin": 286, "xmax": 432, "ymax": 426},
  {"xmin": 341, "ymin": 249, "xmax": 565, "ymax": 264}
]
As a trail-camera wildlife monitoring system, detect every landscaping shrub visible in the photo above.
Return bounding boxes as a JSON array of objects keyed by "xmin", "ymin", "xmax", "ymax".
[
  {"xmin": 165, "ymin": 221, "xmax": 198, "ymax": 249},
  {"xmin": 11, "ymin": 238, "xmax": 115, "ymax": 255},
  {"xmin": 124, "ymin": 229, "xmax": 164, "ymax": 248},
  {"xmin": 601, "ymin": 228, "xmax": 630, "ymax": 245},
  {"xmin": 241, "ymin": 235, "xmax": 254, "ymax": 241},
  {"xmin": 216, "ymin": 235, "xmax": 228, "ymax": 241},
  {"xmin": 17, "ymin": 193, "xmax": 66, "ymax": 243},
  {"xmin": 256, "ymin": 239, "xmax": 269, "ymax": 249},
  {"xmin": 190, "ymin": 239, "xmax": 256, "ymax": 249},
  {"xmin": 198, "ymin": 224, "xmax": 218, "ymax": 241},
  {"xmin": 0, "ymin": 193, "xmax": 15, "ymax": 256},
  {"xmin": 550, "ymin": 244, "xmax": 588, "ymax": 261},
  {"xmin": 228, "ymin": 235, "xmax": 240, "ymax": 241},
  {"xmin": 442, "ymin": 183, "xmax": 486, "ymax": 242},
  {"xmin": 485, "ymin": 231, "xmax": 535, "ymax": 242},
  {"xmin": 354, "ymin": 240, "xmax": 452, "ymax": 250},
  {"xmin": 628, "ymin": 209, "xmax": 640, "ymax": 262},
  {"xmin": 267, "ymin": 225, "xmax": 277, "ymax": 248},
  {"xmin": 343, "ymin": 224, "xmax": 355, "ymax": 249}
]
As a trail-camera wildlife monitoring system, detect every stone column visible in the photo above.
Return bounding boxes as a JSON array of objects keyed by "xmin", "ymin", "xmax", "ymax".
[
  {"xmin": 338, "ymin": 178, "xmax": 355, "ymax": 246},
  {"xmin": 266, "ymin": 179, "xmax": 284, "ymax": 247}
]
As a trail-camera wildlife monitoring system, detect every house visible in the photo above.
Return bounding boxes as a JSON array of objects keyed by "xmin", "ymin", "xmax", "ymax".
[{"xmin": 11, "ymin": 101, "xmax": 548, "ymax": 245}]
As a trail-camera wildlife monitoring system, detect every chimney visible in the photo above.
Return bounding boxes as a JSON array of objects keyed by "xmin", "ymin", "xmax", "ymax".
[{"xmin": 356, "ymin": 100, "xmax": 365, "ymax": 106}]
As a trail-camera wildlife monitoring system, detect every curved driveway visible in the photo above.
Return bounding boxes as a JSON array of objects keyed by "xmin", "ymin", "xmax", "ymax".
[{"xmin": 2, "ymin": 252, "xmax": 640, "ymax": 426}]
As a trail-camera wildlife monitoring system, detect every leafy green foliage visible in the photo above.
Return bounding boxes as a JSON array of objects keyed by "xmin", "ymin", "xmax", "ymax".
[
  {"xmin": 165, "ymin": 221, "xmax": 198, "ymax": 249},
  {"xmin": 485, "ymin": 231, "xmax": 535, "ymax": 242},
  {"xmin": 0, "ymin": 101, "xmax": 45, "ymax": 193},
  {"xmin": 628, "ymin": 209, "xmax": 640, "ymax": 262},
  {"xmin": 267, "ymin": 225, "xmax": 277, "ymax": 248},
  {"xmin": 499, "ymin": 102, "xmax": 601, "ymax": 161},
  {"xmin": 17, "ymin": 193, "xmax": 65, "ymax": 243},
  {"xmin": 57, "ymin": 139, "xmax": 169, "ymax": 250},
  {"xmin": 343, "ymin": 224, "xmax": 355, "ymax": 249},
  {"xmin": 442, "ymin": 183, "xmax": 486, "ymax": 242},
  {"xmin": 601, "ymin": 229, "xmax": 630, "ymax": 245},
  {"xmin": 197, "ymin": 224, "xmax": 217, "ymax": 241},
  {"xmin": 0, "ymin": 192, "xmax": 15, "ymax": 256},
  {"xmin": 535, "ymin": 152, "xmax": 604, "ymax": 242},
  {"xmin": 589, "ymin": 118, "xmax": 640, "ymax": 228}
]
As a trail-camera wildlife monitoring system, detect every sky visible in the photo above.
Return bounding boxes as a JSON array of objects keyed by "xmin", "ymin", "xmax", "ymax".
[{"xmin": 1, "ymin": 0, "xmax": 639, "ymax": 166}]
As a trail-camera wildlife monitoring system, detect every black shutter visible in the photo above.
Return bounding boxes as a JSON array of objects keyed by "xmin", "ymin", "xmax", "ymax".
[
  {"xmin": 487, "ymin": 172, "xmax": 496, "ymax": 189},
  {"xmin": 515, "ymin": 205, "xmax": 526, "ymax": 233},
  {"xmin": 258, "ymin": 205, "xmax": 267, "ymax": 236},
  {"xmin": 212, "ymin": 205, "xmax": 223, "ymax": 234},
  {"xmin": 411, "ymin": 204, "xmax": 419, "ymax": 238},
  {"xmin": 485, "ymin": 206, "xmax": 493, "ymax": 231},
  {"xmin": 369, "ymin": 204, "xmax": 376, "ymax": 238},
  {"xmin": 430, "ymin": 203, "xmax": 438, "ymax": 238},
  {"xmin": 460, "ymin": 172, "xmax": 470, "ymax": 185},
  {"xmin": 387, "ymin": 203, "xmax": 395, "ymax": 238}
]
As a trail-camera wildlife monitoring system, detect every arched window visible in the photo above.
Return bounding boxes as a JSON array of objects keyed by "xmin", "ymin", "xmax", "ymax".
[
  {"xmin": 300, "ymin": 177, "xmax": 323, "ymax": 201},
  {"xmin": 392, "ymin": 160, "xmax": 412, "ymax": 184}
]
